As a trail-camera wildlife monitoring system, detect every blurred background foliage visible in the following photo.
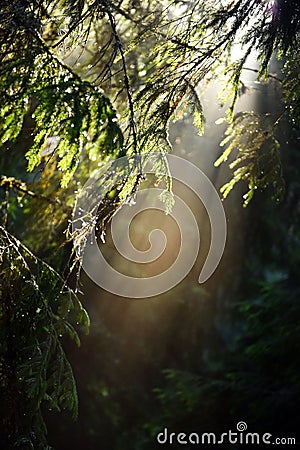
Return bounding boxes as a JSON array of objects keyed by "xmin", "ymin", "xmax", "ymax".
[{"xmin": 1, "ymin": 0, "xmax": 300, "ymax": 448}]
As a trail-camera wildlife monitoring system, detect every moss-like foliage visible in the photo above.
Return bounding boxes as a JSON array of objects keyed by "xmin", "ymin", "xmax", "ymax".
[
  {"xmin": 0, "ymin": 0, "xmax": 299, "ymax": 447},
  {"xmin": 0, "ymin": 226, "xmax": 89, "ymax": 447}
]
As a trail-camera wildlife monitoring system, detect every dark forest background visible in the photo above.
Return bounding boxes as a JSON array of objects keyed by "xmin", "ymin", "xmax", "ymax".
[{"xmin": 1, "ymin": 1, "xmax": 299, "ymax": 448}]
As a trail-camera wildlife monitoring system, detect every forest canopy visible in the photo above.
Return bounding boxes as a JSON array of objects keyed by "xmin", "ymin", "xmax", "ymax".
[
  {"xmin": 1, "ymin": 0, "xmax": 299, "ymax": 196},
  {"xmin": 0, "ymin": 0, "xmax": 299, "ymax": 448}
]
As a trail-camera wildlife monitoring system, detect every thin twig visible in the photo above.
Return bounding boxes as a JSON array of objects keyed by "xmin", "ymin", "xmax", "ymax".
[
  {"xmin": 243, "ymin": 66, "xmax": 283, "ymax": 83},
  {"xmin": 0, "ymin": 175, "xmax": 68, "ymax": 209},
  {"xmin": 105, "ymin": 4, "xmax": 138, "ymax": 155}
]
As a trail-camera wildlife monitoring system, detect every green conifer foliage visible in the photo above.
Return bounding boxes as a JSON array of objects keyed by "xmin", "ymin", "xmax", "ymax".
[{"xmin": 0, "ymin": 0, "xmax": 299, "ymax": 447}]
